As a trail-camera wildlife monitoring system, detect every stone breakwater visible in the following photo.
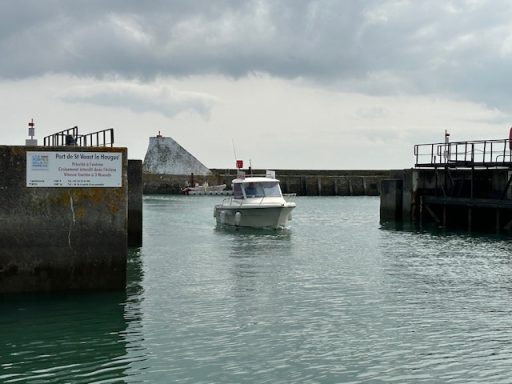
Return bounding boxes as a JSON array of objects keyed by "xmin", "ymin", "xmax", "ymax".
[{"xmin": 143, "ymin": 169, "xmax": 399, "ymax": 196}]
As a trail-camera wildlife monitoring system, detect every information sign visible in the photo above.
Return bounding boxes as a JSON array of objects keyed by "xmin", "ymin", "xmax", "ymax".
[{"xmin": 26, "ymin": 151, "xmax": 122, "ymax": 187}]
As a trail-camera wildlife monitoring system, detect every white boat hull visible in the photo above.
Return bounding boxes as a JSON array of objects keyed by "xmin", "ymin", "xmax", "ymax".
[
  {"xmin": 214, "ymin": 204, "xmax": 295, "ymax": 229},
  {"xmin": 214, "ymin": 175, "xmax": 296, "ymax": 229}
]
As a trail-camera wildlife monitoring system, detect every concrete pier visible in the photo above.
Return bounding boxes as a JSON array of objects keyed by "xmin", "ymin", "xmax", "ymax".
[
  {"xmin": 380, "ymin": 137, "xmax": 512, "ymax": 233},
  {"xmin": 143, "ymin": 169, "xmax": 394, "ymax": 196},
  {"xmin": 0, "ymin": 145, "xmax": 128, "ymax": 293},
  {"xmin": 140, "ymin": 133, "xmax": 392, "ymax": 196},
  {"xmin": 380, "ymin": 179, "xmax": 403, "ymax": 221},
  {"xmin": 380, "ymin": 168, "xmax": 512, "ymax": 233}
]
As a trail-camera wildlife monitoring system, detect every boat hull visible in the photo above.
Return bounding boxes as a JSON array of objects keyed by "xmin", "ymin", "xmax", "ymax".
[{"xmin": 214, "ymin": 205, "xmax": 295, "ymax": 229}]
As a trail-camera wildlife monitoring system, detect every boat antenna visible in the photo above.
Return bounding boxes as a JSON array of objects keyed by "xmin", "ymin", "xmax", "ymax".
[{"xmin": 232, "ymin": 139, "xmax": 238, "ymax": 163}]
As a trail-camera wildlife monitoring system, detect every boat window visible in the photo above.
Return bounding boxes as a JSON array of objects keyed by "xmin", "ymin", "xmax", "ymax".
[
  {"xmin": 262, "ymin": 182, "xmax": 282, "ymax": 197},
  {"xmin": 233, "ymin": 183, "xmax": 244, "ymax": 199},
  {"xmin": 242, "ymin": 182, "xmax": 281, "ymax": 198},
  {"xmin": 243, "ymin": 182, "xmax": 264, "ymax": 198}
]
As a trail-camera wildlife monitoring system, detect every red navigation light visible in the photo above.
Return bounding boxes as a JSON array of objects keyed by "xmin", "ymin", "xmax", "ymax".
[{"xmin": 236, "ymin": 160, "xmax": 243, "ymax": 169}]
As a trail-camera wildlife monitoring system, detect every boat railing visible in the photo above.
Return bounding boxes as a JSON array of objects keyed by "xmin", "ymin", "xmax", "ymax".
[
  {"xmin": 222, "ymin": 195, "xmax": 284, "ymax": 206},
  {"xmin": 239, "ymin": 172, "xmax": 277, "ymax": 178},
  {"xmin": 225, "ymin": 196, "xmax": 266, "ymax": 206},
  {"xmin": 221, "ymin": 197, "xmax": 234, "ymax": 205}
]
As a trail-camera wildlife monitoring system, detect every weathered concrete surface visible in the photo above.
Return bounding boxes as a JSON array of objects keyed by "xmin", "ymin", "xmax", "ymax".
[
  {"xmin": 128, "ymin": 160, "xmax": 143, "ymax": 247},
  {"xmin": 0, "ymin": 146, "xmax": 128, "ymax": 293},
  {"xmin": 143, "ymin": 136, "xmax": 211, "ymax": 176},
  {"xmin": 380, "ymin": 179, "xmax": 403, "ymax": 221},
  {"xmin": 143, "ymin": 173, "xmax": 202, "ymax": 194},
  {"xmin": 380, "ymin": 168, "xmax": 512, "ymax": 233}
]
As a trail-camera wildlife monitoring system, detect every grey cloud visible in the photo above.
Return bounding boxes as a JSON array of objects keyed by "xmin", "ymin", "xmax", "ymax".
[
  {"xmin": 2, "ymin": 0, "xmax": 512, "ymax": 110},
  {"xmin": 355, "ymin": 106, "xmax": 386, "ymax": 119},
  {"xmin": 60, "ymin": 83, "xmax": 218, "ymax": 118}
]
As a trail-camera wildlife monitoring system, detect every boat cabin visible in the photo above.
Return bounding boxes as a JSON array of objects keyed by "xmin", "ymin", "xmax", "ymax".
[{"xmin": 232, "ymin": 178, "xmax": 283, "ymax": 199}]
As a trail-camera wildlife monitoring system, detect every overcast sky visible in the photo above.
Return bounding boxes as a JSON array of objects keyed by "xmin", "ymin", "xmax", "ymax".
[{"xmin": 2, "ymin": 0, "xmax": 511, "ymax": 169}]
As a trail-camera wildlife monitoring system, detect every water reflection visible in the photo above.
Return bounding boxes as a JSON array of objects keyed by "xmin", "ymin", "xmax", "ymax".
[
  {"xmin": 214, "ymin": 226, "xmax": 293, "ymax": 301},
  {"xmin": 126, "ymin": 247, "xmax": 145, "ymax": 301},
  {"xmin": 380, "ymin": 219, "xmax": 512, "ymax": 243},
  {"xmin": 215, "ymin": 224, "xmax": 293, "ymax": 237},
  {"xmin": 215, "ymin": 226, "xmax": 292, "ymax": 261},
  {"xmin": 0, "ymin": 292, "xmax": 128, "ymax": 383},
  {"xmin": 0, "ymin": 249, "xmax": 146, "ymax": 384},
  {"xmin": 121, "ymin": 248, "xmax": 148, "ymax": 379}
]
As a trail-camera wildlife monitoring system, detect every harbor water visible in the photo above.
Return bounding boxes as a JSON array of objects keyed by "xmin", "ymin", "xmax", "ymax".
[{"xmin": 2, "ymin": 196, "xmax": 512, "ymax": 383}]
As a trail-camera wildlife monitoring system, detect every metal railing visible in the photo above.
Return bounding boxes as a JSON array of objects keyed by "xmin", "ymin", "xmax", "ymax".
[
  {"xmin": 43, "ymin": 127, "xmax": 114, "ymax": 147},
  {"xmin": 78, "ymin": 128, "xmax": 114, "ymax": 147},
  {"xmin": 414, "ymin": 138, "xmax": 512, "ymax": 168},
  {"xmin": 43, "ymin": 126, "xmax": 79, "ymax": 146}
]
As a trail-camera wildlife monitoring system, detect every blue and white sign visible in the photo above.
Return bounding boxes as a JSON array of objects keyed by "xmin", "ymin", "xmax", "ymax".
[{"xmin": 26, "ymin": 151, "xmax": 122, "ymax": 187}]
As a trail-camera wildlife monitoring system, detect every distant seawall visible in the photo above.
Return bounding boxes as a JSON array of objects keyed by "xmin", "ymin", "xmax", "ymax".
[{"xmin": 143, "ymin": 169, "xmax": 400, "ymax": 196}]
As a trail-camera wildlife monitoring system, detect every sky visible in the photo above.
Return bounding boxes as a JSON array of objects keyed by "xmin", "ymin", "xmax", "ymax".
[{"xmin": 1, "ymin": 0, "xmax": 512, "ymax": 169}]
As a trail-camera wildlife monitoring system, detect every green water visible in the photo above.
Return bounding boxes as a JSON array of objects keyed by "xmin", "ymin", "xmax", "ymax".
[{"xmin": 2, "ymin": 196, "xmax": 512, "ymax": 383}]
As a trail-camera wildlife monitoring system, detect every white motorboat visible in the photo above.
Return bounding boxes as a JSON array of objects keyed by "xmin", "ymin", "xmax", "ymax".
[
  {"xmin": 182, "ymin": 182, "xmax": 228, "ymax": 195},
  {"xmin": 214, "ymin": 174, "xmax": 296, "ymax": 229}
]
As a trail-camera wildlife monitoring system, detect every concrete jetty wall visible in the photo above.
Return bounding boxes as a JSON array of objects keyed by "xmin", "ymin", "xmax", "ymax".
[
  {"xmin": 380, "ymin": 168, "xmax": 512, "ymax": 233},
  {"xmin": 143, "ymin": 169, "xmax": 395, "ymax": 196},
  {"xmin": 0, "ymin": 145, "xmax": 128, "ymax": 293}
]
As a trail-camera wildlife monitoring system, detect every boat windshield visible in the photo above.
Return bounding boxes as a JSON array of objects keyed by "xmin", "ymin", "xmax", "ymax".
[{"xmin": 242, "ymin": 181, "xmax": 281, "ymax": 198}]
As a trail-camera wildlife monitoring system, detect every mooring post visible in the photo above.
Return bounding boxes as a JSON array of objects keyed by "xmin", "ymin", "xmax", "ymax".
[{"xmin": 128, "ymin": 160, "xmax": 143, "ymax": 247}]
